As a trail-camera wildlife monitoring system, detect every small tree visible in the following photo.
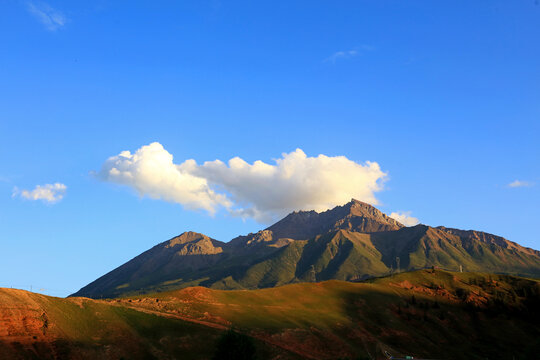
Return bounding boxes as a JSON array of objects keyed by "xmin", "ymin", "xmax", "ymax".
[{"xmin": 213, "ymin": 329, "xmax": 257, "ymax": 360}]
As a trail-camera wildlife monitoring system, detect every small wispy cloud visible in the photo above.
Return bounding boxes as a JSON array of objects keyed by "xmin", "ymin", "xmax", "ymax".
[
  {"xmin": 507, "ymin": 180, "xmax": 534, "ymax": 188},
  {"xmin": 390, "ymin": 211, "xmax": 419, "ymax": 227},
  {"xmin": 13, "ymin": 183, "xmax": 67, "ymax": 203},
  {"xmin": 27, "ymin": 2, "xmax": 67, "ymax": 31},
  {"xmin": 325, "ymin": 50, "xmax": 358, "ymax": 63},
  {"xmin": 324, "ymin": 45, "xmax": 374, "ymax": 64}
]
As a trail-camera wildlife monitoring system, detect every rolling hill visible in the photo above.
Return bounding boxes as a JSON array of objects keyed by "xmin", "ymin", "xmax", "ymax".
[
  {"xmin": 3, "ymin": 270, "xmax": 540, "ymax": 359},
  {"xmin": 72, "ymin": 199, "xmax": 540, "ymax": 299}
]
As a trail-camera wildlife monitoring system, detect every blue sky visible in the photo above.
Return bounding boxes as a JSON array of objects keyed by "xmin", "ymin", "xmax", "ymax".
[{"xmin": 1, "ymin": 1, "xmax": 539, "ymax": 297}]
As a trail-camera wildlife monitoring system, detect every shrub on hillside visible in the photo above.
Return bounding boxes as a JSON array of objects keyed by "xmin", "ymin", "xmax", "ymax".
[{"xmin": 212, "ymin": 329, "xmax": 256, "ymax": 360}]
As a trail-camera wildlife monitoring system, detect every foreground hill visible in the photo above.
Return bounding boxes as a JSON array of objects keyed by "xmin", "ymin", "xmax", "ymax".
[
  {"xmin": 3, "ymin": 270, "xmax": 540, "ymax": 359},
  {"xmin": 0, "ymin": 288, "xmax": 295, "ymax": 360},
  {"xmin": 72, "ymin": 200, "xmax": 540, "ymax": 299}
]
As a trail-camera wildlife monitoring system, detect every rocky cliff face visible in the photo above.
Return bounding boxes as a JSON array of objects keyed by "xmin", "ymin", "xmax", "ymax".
[
  {"xmin": 437, "ymin": 227, "xmax": 539, "ymax": 256},
  {"xmin": 268, "ymin": 199, "xmax": 403, "ymax": 239},
  {"xmin": 230, "ymin": 199, "xmax": 404, "ymax": 249},
  {"xmin": 167, "ymin": 232, "xmax": 224, "ymax": 255}
]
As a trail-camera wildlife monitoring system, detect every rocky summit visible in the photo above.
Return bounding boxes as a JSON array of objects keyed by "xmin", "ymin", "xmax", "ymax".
[{"xmin": 72, "ymin": 199, "xmax": 540, "ymax": 299}]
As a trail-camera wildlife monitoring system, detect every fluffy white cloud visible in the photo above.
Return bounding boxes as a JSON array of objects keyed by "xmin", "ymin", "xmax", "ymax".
[
  {"xmin": 96, "ymin": 143, "xmax": 231, "ymax": 215},
  {"xmin": 14, "ymin": 183, "xmax": 67, "ymax": 203},
  {"xmin": 27, "ymin": 2, "xmax": 66, "ymax": 31},
  {"xmin": 508, "ymin": 180, "xmax": 533, "ymax": 188},
  {"xmin": 97, "ymin": 142, "xmax": 388, "ymax": 222},
  {"xmin": 190, "ymin": 149, "xmax": 386, "ymax": 221},
  {"xmin": 389, "ymin": 211, "xmax": 419, "ymax": 227}
]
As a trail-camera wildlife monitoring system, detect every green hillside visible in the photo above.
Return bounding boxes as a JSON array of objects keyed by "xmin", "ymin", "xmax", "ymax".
[
  {"xmin": 4, "ymin": 270, "xmax": 539, "ymax": 359},
  {"xmin": 79, "ymin": 226, "xmax": 539, "ymax": 299},
  {"xmin": 0, "ymin": 288, "xmax": 297, "ymax": 360},
  {"xmin": 120, "ymin": 269, "xmax": 540, "ymax": 359}
]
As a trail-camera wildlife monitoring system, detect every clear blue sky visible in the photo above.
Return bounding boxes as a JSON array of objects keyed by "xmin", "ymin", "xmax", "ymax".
[{"xmin": 1, "ymin": 1, "xmax": 538, "ymax": 297}]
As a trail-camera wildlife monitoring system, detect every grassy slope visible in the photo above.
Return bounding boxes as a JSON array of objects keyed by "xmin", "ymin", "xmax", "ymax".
[
  {"xmin": 122, "ymin": 269, "xmax": 540, "ymax": 360},
  {"xmin": 3, "ymin": 270, "xmax": 539, "ymax": 359},
  {"xmin": 0, "ymin": 288, "xmax": 296, "ymax": 360}
]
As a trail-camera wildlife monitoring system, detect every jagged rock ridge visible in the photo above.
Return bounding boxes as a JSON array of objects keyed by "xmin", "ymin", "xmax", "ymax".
[{"xmin": 230, "ymin": 199, "xmax": 403, "ymax": 249}]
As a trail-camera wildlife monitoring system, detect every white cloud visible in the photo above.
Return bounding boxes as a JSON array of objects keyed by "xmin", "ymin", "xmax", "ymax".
[
  {"xmin": 97, "ymin": 142, "xmax": 388, "ymax": 222},
  {"xmin": 192, "ymin": 148, "xmax": 387, "ymax": 221},
  {"xmin": 508, "ymin": 180, "xmax": 533, "ymax": 188},
  {"xmin": 14, "ymin": 183, "xmax": 67, "ymax": 203},
  {"xmin": 389, "ymin": 211, "xmax": 419, "ymax": 227},
  {"xmin": 96, "ymin": 143, "xmax": 231, "ymax": 215},
  {"xmin": 27, "ymin": 2, "xmax": 67, "ymax": 31},
  {"xmin": 324, "ymin": 45, "xmax": 374, "ymax": 63}
]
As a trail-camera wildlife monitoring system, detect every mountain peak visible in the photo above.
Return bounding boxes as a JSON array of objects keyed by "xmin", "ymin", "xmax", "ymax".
[
  {"xmin": 165, "ymin": 231, "xmax": 212, "ymax": 248},
  {"xmin": 345, "ymin": 198, "xmax": 379, "ymax": 213},
  {"xmin": 344, "ymin": 199, "xmax": 404, "ymax": 227},
  {"xmin": 264, "ymin": 199, "xmax": 403, "ymax": 241},
  {"xmin": 349, "ymin": 198, "xmax": 367, "ymax": 205}
]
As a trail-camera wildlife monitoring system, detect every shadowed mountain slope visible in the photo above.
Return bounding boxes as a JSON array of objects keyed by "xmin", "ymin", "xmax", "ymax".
[
  {"xmin": 72, "ymin": 200, "xmax": 540, "ymax": 299},
  {"xmin": 73, "ymin": 232, "xmax": 228, "ymax": 299}
]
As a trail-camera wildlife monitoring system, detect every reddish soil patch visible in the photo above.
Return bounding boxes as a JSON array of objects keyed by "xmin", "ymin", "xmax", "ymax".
[{"xmin": 390, "ymin": 281, "xmax": 454, "ymax": 300}]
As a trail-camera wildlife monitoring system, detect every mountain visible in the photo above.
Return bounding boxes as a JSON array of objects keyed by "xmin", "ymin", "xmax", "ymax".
[
  {"xmin": 72, "ymin": 199, "xmax": 540, "ymax": 299},
  {"xmin": 4, "ymin": 270, "xmax": 540, "ymax": 359}
]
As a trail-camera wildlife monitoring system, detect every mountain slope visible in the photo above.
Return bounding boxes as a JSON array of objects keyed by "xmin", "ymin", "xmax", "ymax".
[
  {"xmin": 72, "ymin": 200, "xmax": 540, "ymax": 299},
  {"xmin": 74, "ymin": 232, "xmax": 228, "ymax": 299},
  {"xmin": 371, "ymin": 225, "xmax": 540, "ymax": 275}
]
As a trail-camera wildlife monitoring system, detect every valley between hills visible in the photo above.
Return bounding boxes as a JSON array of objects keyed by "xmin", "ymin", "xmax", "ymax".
[{"xmin": 1, "ymin": 200, "xmax": 539, "ymax": 359}]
